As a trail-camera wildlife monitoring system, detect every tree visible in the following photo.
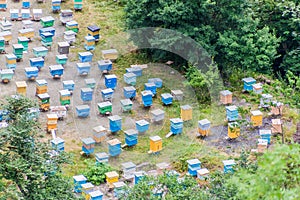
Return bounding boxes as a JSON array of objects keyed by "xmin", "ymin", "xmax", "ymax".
[{"xmin": 0, "ymin": 96, "xmax": 80, "ymax": 200}]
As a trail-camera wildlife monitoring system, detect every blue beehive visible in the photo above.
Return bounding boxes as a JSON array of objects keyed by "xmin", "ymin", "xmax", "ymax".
[
  {"xmin": 52, "ymin": 0, "xmax": 61, "ymax": 12},
  {"xmin": 101, "ymin": 88, "xmax": 114, "ymax": 101},
  {"xmin": 22, "ymin": 0, "xmax": 30, "ymax": 8},
  {"xmin": 126, "ymin": 66, "xmax": 142, "ymax": 77},
  {"xmin": 259, "ymin": 129, "xmax": 271, "ymax": 144},
  {"xmin": 10, "ymin": 9, "xmax": 19, "ymax": 20},
  {"xmin": 39, "ymin": 27, "xmax": 56, "ymax": 37},
  {"xmin": 124, "ymin": 73, "xmax": 136, "ymax": 86},
  {"xmin": 89, "ymin": 190, "xmax": 103, "ymax": 200},
  {"xmin": 85, "ymin": 78, "xmax": 96, "ymax": 89},
  {"xmin": 108, "ymin": 115, "xmax": 122, "ymax": 133},
  {"xmin": 81, "ymin": 88, "xmax": 93, "ymax": 102},
  {"xmin": 223, "ymin": 160, "xmax": 235, "ymax": 173},
  {"xmin": 81, "ymin": 137, "xmax": 95, "ymax": 155},
  {"xmin": 198, "ymin": 119, "xmax": 211, "ymax": 130},
  {"xmin": 41, "ymin": 32, "xmax": 54, "ymax": 47},
  {"xmin": 33, "ymin": 46, "xmax": 48, "ymax": 58},
  {"xmin": 63, "ymin": 80, "xmax": 75, "ymax": 92},
  {"xmin": 78, "ymin": 52, "xmax": 93, "ymax": 63},
  {"xmin": 123, "ymin": 86, "xmax": 136, "ymax": 99},
  {"xmin": 21, "ymin": 9, "xmax": 30, "ymax": 20},
  {"xmin": 226, "ymin": 105, "xmax": 238, "ymax": 121},
  {"xmin": 161, "ymin": 93, "xmax": 173, "ymax": 105},
  {"xmin": 144, "ymin": 83, "xmax": 156, "ymax": 96},
  {"xmin": 24, "ymin": 67, "xmax": 39, "ymax": 80},
  {"xmin": 51, "ymin": 137, "xmax": 65, "ymax": 152},
  {"xmin": 187, "ymin": 159, "xmax": 201, "ymax": 176},
  {"xmin": 95, "ymin": 152, "xmax": 109, "ymax": 165},
  {"xmin": 105, "ymin": 74, "xmax": 117, "ymax": 89},
  {"xmin": 134, "ymin": 171, "xmax": 147, "ymax": 185},
  {"xmin": 49, "ymin": 65, "xmax": 64, "ymax": 78},
  {"xmin": 170, "ymin": 118, "xmax": 183, "ymax": 135},
  {"xmin": 113, "ymin": 182, "xmax": 126, "ymax": 198},
  {"xmin": 76, "ymin": 62, "xmax": 91, "ymax": 75},
  {"xmin": 73, "ymin": 175, "xmax": 87, "ymax": 193},
  {"xmin": 5, "ymin": 54, "xmax": 17, "ymax": 70},
  {"xmin": 124, "ymin": 129, "xmax": 138, "ymax": 147},
  {"xmin": 84, "ymin": 35, "xmax": 95, "ymax": 51},
  {"xmin": 97, "ymin": 60, "xmax": 112, "ymax": 73},
  {"xmin": 107, "ymin": 138, "xmax": 121, "ymax": 157},
  {"xmin": 0, "ymin": 1, "xmax": 6, "ymax": 10},
  {"xmin": 76, "ymin": 105, "xmax": 90, "ymax": 118},
  {"xmin": 141, "ymin": 90, "xmax": 153, "ymax": 107},
  {"xmin": 30, "ymin": 57, "xmax": 44, "ymax": 70},
  {"xmin": 136, "ymin": 119, "xmax": 150, "ymax": 133},
  {"xmin": 148, "ymin": 78, "xmax": 163, "ymax": 88},
  {"xmin": 242, "ymin": 77, "xmax": 256, "ymax": 91}
]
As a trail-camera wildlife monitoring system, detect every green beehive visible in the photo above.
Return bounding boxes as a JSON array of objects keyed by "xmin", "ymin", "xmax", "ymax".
[
  {"xmin": 85, "ymin": 78, "xmax": 96, "ymax": 89},
  {"xmin": 0, "ymin": 36, "xmax": 5, "ymax": 53},
  {"xmin": 18, "ymin": 37, "xmax": 29, "ymax": 51},
  {"xmin": 97, "ymin": 101, "xmax": 112, "ymax": 115},
  {"xmin": 12, "ymin": 44, "xmax": 24, "ymax": 60},
  {"xmin": 120, "ymin": 99, "xmax": 133, "ymax": 112},
  {"xmin": 41, "ymin": 16, "xmax": 55, "ymax": 27},
  {"xmin": 56, "ymin": 54, "xmax": 68, "ymax": 65}
]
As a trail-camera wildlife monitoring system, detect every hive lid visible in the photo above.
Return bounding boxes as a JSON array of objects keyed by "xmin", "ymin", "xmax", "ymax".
[
  {"xmin": 113, "ymin": 181, "xmax": 126, "ymax": 188},
  {"xmin": 30, "ymin": 57, "xmax": 44, "ymax": 62},
  {"xmin": 18, "ymin": 36, "xmax": 29, "ymax": 41},
  {"xmin": 49, "ymin": 65, "xmax": 64, "ymax": 70},
  {"xmin": 25, "ymin": 67, "xmax": 38, "ymax": 72},
  {"xmin": 41, "ymin": 32, "xmax": 53, "ymax": 37},
  {"xmin": 145, "ymin": 82, "xmax": 156, "ymax": 87},
  {"xmin": 222, "ymin": 159, "xmax": 235, "ymax": 166},
  {"xmin": 107, "ymin": 138, "xmax": 121, "ymax": 146},
  {"xmin": 259, "ymin": 129, "xmax": 271, "ymax": 135},
  {"xmin": 21, "ymin": 9, "xmax": 30, "ymax": 14},
  {"xmin": 32, "ymin": 9, "xmax": 42, "ymax": 14},
  {"xmin": 66, "ymin": 20, "xmax": 78, "ymax": 26},
  {"xmin": 95, "ymin": 152, "xmax": 109, "ymax": 159},
  {"xmin": 73, "ymin": 175, "xmax": 87, "ymax": 182},
  {"xmin": 81, "ymin": 182, "xmax": 94, "ymax": 189},
  {"xmin": 180, "ymin": 105, "xmax": 192, "ymax": 110},
  {"xmin": 59, "ymin": 90, "xmax": 70, "ymax": 96},
  {"xmin": 226, "ymin": 105, "xmax": 238, "ymax": 111},
  {"xmin": 197, "ymin": 168, "xmax": 210, "ymax": 175},
  {"xmin": 151, "ymin": 109, "xmax": 165, "ymax": 116},
  {"xmin": 15, "ymin": 81, "xmax": 27, "ymax": 87},
  {"xmin": 13, "ymin": 44, "xmax": 24, "ymax": 49},
  {"xmin": 101, "ymin": 88, "xmax": 114, "ymax": 94},
  {"xmin": 161, "ymin": 93, "xmax": 173, "ymax": 99},
  {"xmin": 187, "ymin": 159, "xmax": 201, "ymax": 165},
  {"xmin": 258, "ymin": 139, "xmax": 268, "ymax": 144},
  {"xmin": 198, "ymin": 119, "xmax": 211, "ymax": 126},
  {"xmin": 33, "ymin": 46, "xmax": 48, "ymax": 51},
  {"xmin": 50, "ymin": 106, "xmax": 67, "ymax": 112},
  {"xmin": 121, "ymin": 161, "xmax": 136, "ymax": 169},
  {"xmin": 141, "ymin": 90, "xmax": 153, "ymax": 96},
  {"xmin": 10, "ymin": 9, "xmax": 19, "ymax": 13},
  {"xmin": 251, "ymin": 110, "xmax": 263, "ymax": 116},
  {"xmin": 220, "ymin": 90, "xmax": 232, "ymax": 95},
  {"xmin": 97, "ymin": 101, "xmax": 112, "ymax": 107},
  {"xmin": 171, "ymin": 89, "xmax": 183, "ymax": 95},
  {"xmin": 22, "ymin": 20, "xmax": 33, "ymax": 25},
  {"xmin": 134, "ymin": 171, "xmax": 147, "ymax": 177},
  {"xmin": 51, "ymin": 137, "xmax": 64, "ymax": 144},
  {"xmin": 0, "ymin": 31, "xmax": 11, "ymax": 37},
  {"xmin": 6, "ymin": 54, "xmax": 17, "ymax": 59},
  {"xmin": 108, "ymin": 115, "xmax": 122, "ymax": 121},
  {"xmin": 105, "ymin": 171, "xmax": 119, "ymax": 177},
  {"xmin": 47, "ymin": 113, "xmax": 58, "ymax": 119},
  {"xmin": 76, "ymin": 105, "xmax": 90, "ymax": 110},
  {"xmin": 105, "ymin": 74, "xmax": 117, "ymax": 79},
  {"xmin": 81, "ymin": 88, "xmax": 93, "ymax": 93},
  {"xmin": 76, "ymin": 62, "xmax": 91, "ymax": 67},
  {"xmin": 242, "ymin": 77, "xmax": 256, "ymax": 83},
  {"xmin": 252, "ymin": 83, "xmax": 262, "ymax": 89},
  {"xmin": 261, "ymin": 93, "xmax": 273, "ymax": 99},
  {"xmin": 63, "ymin": 80, "xmax": 75, "ymax": 85},
  {"xmin": 93, "ymin": 126, "xmax": 106, "ymax": 133},
  {"xmin": 56, "ymin": 54, "xmax": 68, "ymax": 59},
  {"xmin": 170, "ymin": 118, "xmax": 183, "ymax": 124},
  {"xmin": 98, "ymin": 59, "xmax": 112, "ymax": 65},
  {"xmin": 89, "ymin": 190, "xmax": 103, "ymax": 197},
  {"xmin": 149, "ymin": 135, "xmax": 161, "ymax": 142},
  {"xmin": 156, "ymin": 162, "xmax": 170, "ymax": 170},
  {"xmin": 124, "ymin": 129, "xmax": 138, "ymax": 136},
  {"xmin": 87, "ymin": 25, "xmax": 100, "ymax": 32},
  {"xmin": 64, "ymin": 30, "xmax": 76, "ymax": 35},
  {"xmin": 120, "ymin": 99, "xmax": 132, "ymax": 105},
  {"xmin": 124, "ymin": 72, "xmax": 136, "ymax": 78},
  {"xmin": 85, "ymin": 78, "xmax": 96, "ymax": 84},
  {"xmin": 84, "ymin": 35, "xmax": 95, "ymax": 40},
  {"xmin": 271, "ymin": 119, "xmax": 282, "ymax": 125},
  {"xmin": 41, "ymin": 16, "xmax": 55, "ymax": 21},
  {"xmin": 102, "ymin": 49, "xmax": 118, "ymax": 54},
  {"xmin": 0, "ymin": 69, "xmax": 14, "ymax": 74},
  {"xmin": 136, "ymin": 119, "xmax": 149, "ymax": 126},
  {"xmin": 57, "ymin": 41, "xmax": 70, "ymax": 47},
  {"xmin": 37, "ymin": 93, "xmax": 50, "ymax": 99},
  {"xmin": 123, "ymin": 86, "xmax": 136, "ymax": 91},
  {"xmin": 79, "ymin": 52, "xmax": 93, "ymax": 56},
  {"xmin": 81, "ymin": 137, "xmax": 95, "ymax": 145}
]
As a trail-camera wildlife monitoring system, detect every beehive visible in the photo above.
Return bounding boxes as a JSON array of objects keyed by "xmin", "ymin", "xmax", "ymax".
[
  {"xmin": 271, "ymin": 119, "xmax": 282, "ymax": 134},
  {"xmin": 30, "ymin": 57, "xmax": 44, "ymax": 70},
  {"xmin": 149, "ymin": 135, "xmax": 162, "ymax": 153},
  {"xmin": 180, "ymin": 105, "xmax": 192, "ymax": 121},
  {"xmin": 47, "ymin": 114, "xmax": 58, "ymax": 132},
  {"xmin": 85, "ymin": 78, "xmax": 96, "ymax": 89},
  {"xmin": 123, "ymin": 86, "xmax": 136, "ymax": 99},
  {"xmin": 226, "ymin": 105, "xmax": 238, "ymax": 121},
  {"xmin": 32, "ymin": 46, "xmax": 48, "ymax": 58},
  {"xmin": 12, "ymin": 44, "xmax": 24, "ymax": 60},
  {"xmin": 151, "ymin": 109, "xmax": 165, "ymax": 123},
  {"xmin": 87, "ymin": 25, "xmax": 100, "ymax": 41},
  {"xmin": 59, "ymin": 90, "xmax": 71, "ymax": 106},
  {"xmin": 101, "ymin": 88, "xmax": 114, "ymax": 101},
  {"xmin": 102, "ymin": 49, "xmax": 118, "ymax": 61},
  {"xmin": 73, "ymin": 175, "xmax": 87, "ymax": 193},
  {"xmin": 108, "ymin": 115, "xmax": 122, "ymax": 133},
  {"xmin": 220, "ymin": 90, "xmax": 232, "ymax": 104},
  {"xmin": 197, "ymin": 168, "xmax": 210, "ymax": 180},
  {"xmin": 170, "ymin": 118, "xmax": 183, "ymax": 135},
  {"xmin": 260, "ymin": 94, "xmax": 273, "ymax": 108},
  {"xmin": 97, "ymin": 101, "xmax": 112, "ymax": 115},
  {"xmin": 126, "ymin": 66, "xmax": 142, "ymax": 77},
  {"xmin": 0, "ymin": 36, "xmax": 5, "ymax": 53},
  {"xmin": 187, "ymin": 159, "xmax": 201, "ymax": 176},
  {"xmin": 97, "ymin": 59, "xmax": 112, "ymax": 73},
  {"xmin": 49, "ymin": 65, "xmax": 64, "ymax": 78},
  {"xmin": 55, "ymin": 54, "xmax": 68, "ymax": 66},
  {"xmin": 271, "ymin": 101, "xmax": 283, "ymax": 115},
  {"xmin": 59, "ymin": 9, "xmax": 73, "ymax": 24},
  {"xmin": 76, "ymin": 62, "xmax": 91, "ymax": 75},
  {"xmin": 57, "ymin": 41, "xmax": 70, "ymax": 55},
  {"xmin": 257, "ymin": 139, "xmax": 268, "ymax": 153},
  {"xmin": 66, "ymin": 20, "xmax": 79, "ymax": 33},
  {"xmin": 22, "ymin": 0, "xmax": 30, "ymax": 8},
  {"xmin": 62, "ymin": 80, "xmax": 75, "ymax": 92},
  {"xmin": 252, "ymin": 83, "xmax": 263, "ymax": 94},
  {"xmin": 136, "ymin": 119, "xmax": 150, "ymax": 133},
  {"xmin": 32, "ymin": 9, "xmax": 42, "ymax": 21},
  {"xmin": 148, "ymin": 78, "xmax": 163, "ymax": 88},
  {"xmin": 22, "ymin": 20, "xmax": 33, "ymax": 29},
  {"xmin": 73, "ymin": 0, "xmax": 83, "ymax": 10},
  {"xmin": 37, "ymin": 93, "xmax": 50, "ymax": 111},
  {"xmin": 81, "ymin": 182, "xmax": 94, "ymax": 200},
  {"xmin": 198, "ymin": 119, "xmax": 211, "ymax": 136},
  {"xmin": 124, "ymin": 129, "xmax": 138, "ymax": 147},
  {"xmin": 171, "ymin": 90, "xmax": 183, "ymax": 101},
  {"xmin": 84, "ymin": 35, "xmax": 95, "ymax": 51},
  {"xmin": 93, "ymin": 126, "xmax": 106, "ymax": 143},
  {"xmin": 17, "ymin": 37, "xmax": 29, "ymax": 51},
  {"xmin": 64, "ymin": 30, "xmax": 76, "ymax": 44},
  {"xmin": 40, "ymin": 16, "xmax": 55, "ymax": 27},
  {"xmin": 141, "ymin": 90, "xmax": 153, "ymax": 107},
  {"xmin": 222, "ymin": 159, "xmax": 235, "ymax": 173},
  {"xmin": 51, "ymin": 137, "xmax": 64, "ymax": 152},
  {"xmin": 81, "ymin": 137, "xmax": 95, "ymax": 155},
  {"xmin": 242, "ymin": 77, "xmax": 256, "ymax": 91},
  {"xmin": 134, "ymin": 171, "xmax": 147, "ymax": 185},
  {"xmin": 81, "ymin": 88, "xmax": 93, "ymax": 102},
  {"xmin": 107, "ymin": 139, "xmax": 121, "ymax": 157},
  {"xmin": 21, "ymin": 9, "xmax": 30, "ymax": 20},
  {"xmin": 144, "ymin": 83, "xmax": 156, "ymax": 96},
  {"xmin": 161, "ymin": 93, "xmax": 173, "ymax": 105},
  {"xmin": 104, "ymin": 74, "xmax": 117, "ymax": 89},
  {"xmin": 24, "ymin": 67, "xmax": 38, "ymax": 80},
  {"xmin": 10, "ymin": 9, "xmax": 19, "ymax": 21},
  {"xmin": 0, "ymin": 31, "xmax": 12, "ymax": 44},
  {"xmin": 113, "ymin": 182, "xmax": 126, "ymax": 198},
  {"xmin": 259, "ymin": 129, "xmax": 271, "ymax": 144},
  {"xmin": 120, "ymin": 99, "xmax": 133, "ymax": 112},
  {"xmin": 16, "ymin": 81, "xmax": 27, "ymax": 96},
  {"xmin": 121, "ymin": 162, "xmax": 136, "ymax": 180},
  {"xmin": 75, "ymin": 105, "xmax": 90, "ymax": 118},
  {"xmin": 41, "ymin": 32, "xmax": 54, "ymax": 47},
  {"xmin": 124, "ymin": 72, "xmax": 136, "ymax": 86},
  {"xmin": 250, "ymin": 110, "xmax": 263, "ymax": 127},
  {"xmin": 88, "ymin": 190, "xmax": 103, "ymax": 200},
  {"xmin": 0, "ymin": 20, "xmax": 12, "ymax": 31},
  {"xmin": 52, "ymin": 0, "xmax": 61, "ymax": 12},
  {"xmin": 5, "ymin": 54, "xmax": 17, "ymax": 70},
  {"xmin": 228, "ymin": 122, "xmax": 240, "ymax": 139},
  {"xmin": 105, "ymin": 171, "xmax": 119, "ymax": 187},
  {"xmin": 95, "ymin": 152, "xmax": 109, "ymax": 164},
  {"xmin": 18, "ymin": 28, "xmax": 34, "ymax": 40},
  {"xmin": 0, "ymin": 69, "xmax": 14, "ymax": 83}
]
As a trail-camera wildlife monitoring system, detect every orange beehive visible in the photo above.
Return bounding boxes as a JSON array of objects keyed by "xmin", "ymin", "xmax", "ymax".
[
  {"xmin": 149, "ymin": 136, "xmax": 162, "ymax": 153},
  {"xmin": 105, "ymin": 171, "xmax": 119, "ymax": 188},
  {"xmin": 228, "ymin": 122, "xmax": 240, "ymax": 139},
  {"xmin": 16, "ymin": 81, "xmax": 27, "ymax": 96},
  {"xmin": 271, "ymin": 119, "xmax": 282, "ymax": 134},
  {"xmin": 180, "ymin": 105, "xmax": 192, "ymax": 121},
  {"xmin": 250, "ymin": 110, "xmax": 263, "ymax": 127},
  {"xmin": 220, "ymin": 90, "xmax": 232, "ymax": 105}
]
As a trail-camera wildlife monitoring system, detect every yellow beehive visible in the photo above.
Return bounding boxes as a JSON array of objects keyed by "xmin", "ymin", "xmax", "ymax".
[
  {"xmin": 198, "ymin": 128, "xmax": 209, "ymax": 136},
  {"xmin": 60, "ymin": 96, "xmax": 71, "ymax": 101},
  {"xmin": 180, "ymin": 105, "xmax": 192, "ymax": 121},
  {"xmin": 40, "ymin": 103, "xmax": 50, "ymax": 111},
  {"xmin": 81, "ymin": 182, "xmax": 94, "ymax": 200},
  {"xmin": 47, "ymin": 114, "xmax": 58, "ymax": 123},
  {"xmin": 16, "ymin": 81, "xmax": 27, "ymax": 96},
  {"xmin": 47, "ymin": 121, "xmax": 57, "ymax": 131},
  {"xmin": 6, "ymin": 57, "xmax": 16, "ymax": 64},
  {"xmin": 149, "ymin": 136, "xmax": 162, "ymax": 153},
  {"xmin": 36, "ymin": 86, "xmax": 48, "ymax": 94},
  {"xmin": 271, "ymin": 119, "xmax": 282, "ymax": 134},
  {"xmin": 228, "ymin": 122, "xmax": 240, "ymax": 139},
  {"xmin": 105, "ymin": 171, "xmax": 119, "ymax": 187},
  {"xmin": 250, "ymin": 110, "xmax": 263, "ymax": 127},
  {"xmin": 220, "ymin": 90, "xmax": 232, "ymax": 104},
  {"xmin": 85, "ymin": 41, "xmax": 95, "ymax": 46}
]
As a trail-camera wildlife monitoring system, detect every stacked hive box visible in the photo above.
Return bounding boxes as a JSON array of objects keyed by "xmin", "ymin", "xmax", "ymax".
[
  {"xmin": 59, "ymin": 9, "xmax": 73, "ymax": 25},
  {"xmin": 88, "ymin": 190, "xmax": 103, "ymax": 200},
  {"xmin": 17, "ymin": 37, "xmax": 29, "ymax": 51},
  {"xmin": 136, "ymin": 119, "xmax": 150, "ymax": 134},
  {"xmin": 141, "ymin": 90, "xmax": 153, "ymax": 107},
  {"xmin": 257, "ymin": 139, "xmax": 268, "ymax": 153},
  {"xmin": 108, "ymin": 115, "xmax": 122, "ymax": 133},
  {"xmin": 5, "ymin": 54, "xmax": 17, "ymax": 70},
  {"xmin": 95, "ymin": 152, "xmax": 109, "ymax": 164},
  {"xmin": 47, "ymin": 114, "xmax": 58, "ymax": 132},
  {"xmin": 124, "ymin": 129, "xmax": 138, "ymax": 147},
  {"xmin": 0, "ymin": 0, "xmax": 7, "ymax": 11},
  {"xmin": 122, "ymin": 162, "xmax": 136, "ymax": 180},
  {"xmin": 226, "ymin": 105, "xmax": 238, "ymax": 121},
  {"xmin": 220, "ymin": 90, "xmax": 232, "ymax": 104},
  {"xmin": 105, "ymin": 74, "xmax": 117, "ymax": 89},
  {"xmin": 149, "ymin": 136, "xmax": 162, "ymax": 154},
  {"xmin": 81, "ymin": 182, "xmax": 94, "ymax": 199},
  {"xmin": 107, "ymin": 139, "xmax": 121, "ymax": 157},
  {"xmin": 12, "ymin": 44, "xmax": 24, "ymax": 61},
  {"xmin": 85, "ymin": 78, "xmax": 96, "ymax": 89},
  {"xmin": 41, "ymin": 32, "xmax": 54, "ymax": 47},
  {"xmin": 88, "ymin": 25, "xmax": 100, "ymax": 41},
  {"xmin": 32, "ymin": 9, "xmax": 42, "ymax": 21},
  {"xmin": 81, "ymin": 88, "xmax": 93, "ymax": 102},
  {"xmin": 73, "ymin": 0, "xmax": 83, "ymax": 11},
  {"xmin": 101, "ymin": 88, "xmax": 114, "ymax": 101},
  {"xmin": 66, "ymin": 21, "xmax": 79, "ymax": 33},
  {"xmin": 151, "ymin": 109, "xmax": 165, "ymax": 123},
  {"xmin": 98, "ymin": 59, "xmax": 112, "ymax": 73},
  {"xmin": 105, "ymin": 171, "xmax": 119, "ymax": 188},
  {"xmin": 51, "ymin": 0, "xmax": 61, "ymax": 13},
  {"xmin": 161, "ymin": 93, "xmax": 173, "ymax": 105},
  {"xmin": 18, "ymin": 28, "xmax": 34, "ymax": 41},
  {"xmin": 93, "ymin": 126, "xmax": 106, "ymax": 143},
  {"xmin": 73, "ymin": 175, "xmax": 87, "ymax": 193},
  {"xmin": 33, "ymin": 46, "xmax": 48, "ymax": 58},
  {"xmin": 187, "ymin": 159, "xmax": 201, "ymax": 176},
  {"xmin": 0, "ymin": 20, "xmax": 12, "ymax": 31},
  {"xmin": 144, "ymin": 83, "xmax": 156, "ymax": 96},
  {"xmin": 242, "ymin": 77, "xmax": 256, "ymax": 91},
  {"xmin": 0, "ymin": 31, "xmax": 12, "ymax": 45},
  {"xmin": 120, "ymin": 99, "xmax": 133, "ymax": 112},
  {"xmin": 126, "ymin": 66, "xmax": 142, "ymax": 77},
  {"xmin": 123, "ymin": 86, "xmax": 136, "ymax": 99},
  {"xmin": 77, "ymin": 62, "xmax": 91, "ymax": 75},
  {"xmin": 148, "ymin": 78, "xmax": 162, "ymax": 88},
  {"xmin": 37, "ymin": 93, "xmax": 50, "ymax": 111},
  {"xmin": 170, "ymin": 118, "xmax": 183, "ymax": 135},
  {"xmin": 76, "ymin": 105, "xmax": 90, "ymax": 118},
  {"xmin": 51, "ymin": 137, "xmax": 64, "ymax": 152},
  {"xmin": 259, "ymin": 129, "xmax": 271, "ymax": 144},
  {"xmin": 180, "ymin": 105, "xmax": 192, "ymax": 121},
  {"xmin": 228, "ymin": 122, "xmax": 240, "ymax": 139},
  {"xmin": 59, "ymin": 90, "xmax": 71, "ymax": 106},
  {"xmin": 81, "ymin": 138, "xmax": 95, "ymax": 155},
  {"xmin": 22, "ymin": 20, "xmax": 33, "ymax": 29},
  {"xmin": 41, "ymin": 16, "xmax": 55, "ymax": 27},
  {"xmin": 271, "ymin": 101, "xmax": 283, "ymax": 115},
  {"xmin": 223, "ymin": 160, "xmax": 235, "ymax": 173},
  {"xmin": 30, "ymin": 57, "xmax": 44, "ymax": 70},
  {"xmin": 97, "ymin": 101, "xmax": 112, "ymax": 115},
  {"xmin": 253, "ymin": 83, "xmax": 263, "ymax": 94},
  {"xmin": 64, "ymin": 30, "xmax": 76, "ymax": 44},
  {"xmin": 16, "ymin": 81, "xmax": 27, "ymax": 96},
  {"xmin": 124, "ymin": 72, "xmax": 136, "ymax": 86},
  {"xmin": 84, "ymin": 35, "xmax": 95, "ymax": 51},
  {"xmin": 260, "ymin": 94, "xmax": 273, "ymax": 108},
  {"xmin": 62, "ymin": 80, "xmax": 75, "ymax": 93},
  {"xmin": 0, "ymin": 69, "xmax": 14, "ymax": 83},
  {"xmin": 198, "ymin": 119, "xmax": 211, "ymax": 137},
  {"xmin": 0, "ymin": 36, "xmax": 5, "ymax": 53},
  {"xmin": 10, "ymin": 9, "xmax": 19, "ymax": 20},
  {"xmin": 251, "ymin": 110, "xmax": 263, "ymax": 127}
]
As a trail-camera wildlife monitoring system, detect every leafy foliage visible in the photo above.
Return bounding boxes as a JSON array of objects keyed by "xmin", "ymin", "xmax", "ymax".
[{"xmin": 81, "ymin": 161, "xmax": 113, "ymax": 185}]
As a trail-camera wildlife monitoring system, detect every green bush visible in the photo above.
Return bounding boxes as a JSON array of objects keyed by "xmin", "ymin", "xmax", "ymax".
[{"xmin": 81, "ymin": 161, "xmax": 113, "ymax": 185}]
